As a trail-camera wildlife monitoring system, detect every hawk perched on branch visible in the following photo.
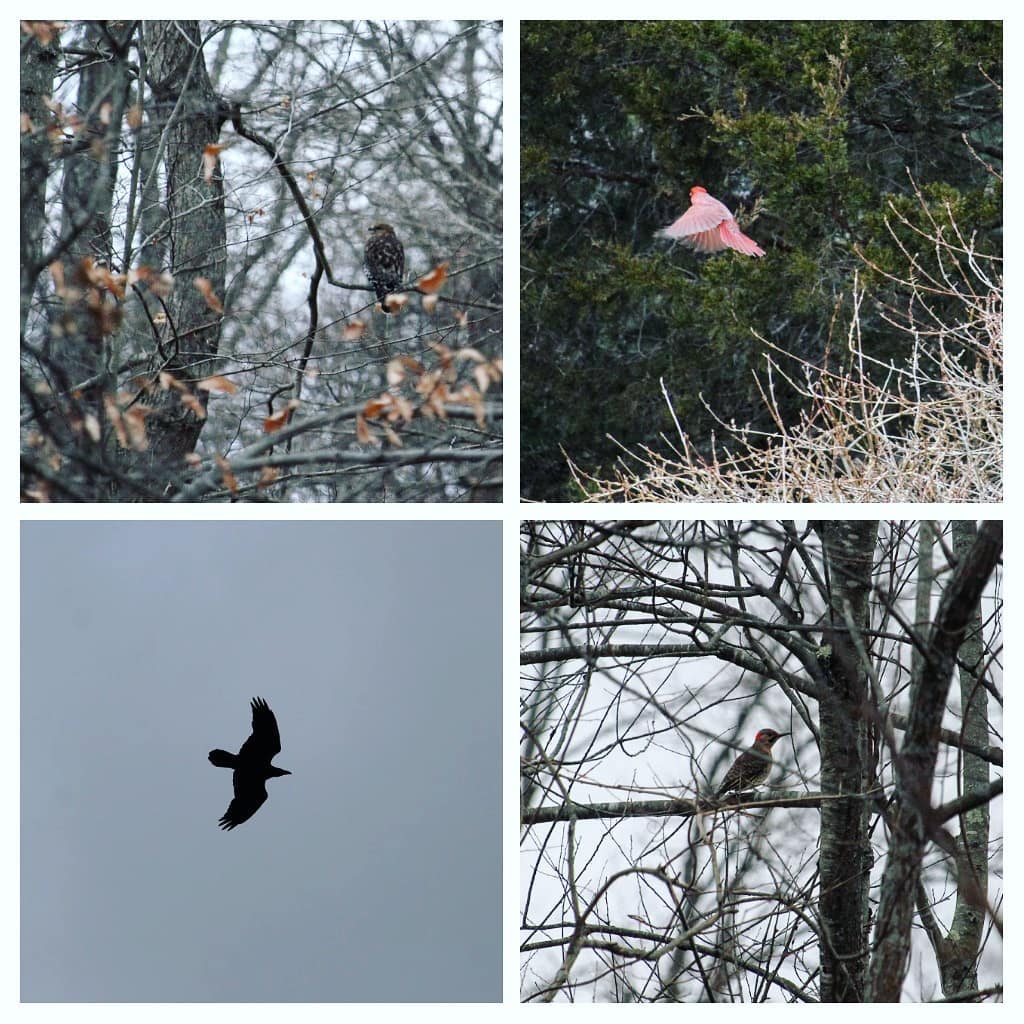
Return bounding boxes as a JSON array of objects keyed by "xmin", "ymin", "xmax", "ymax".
[{"xmin": 363, "ymin": 222, "xmax": 405, "ymax": 313}]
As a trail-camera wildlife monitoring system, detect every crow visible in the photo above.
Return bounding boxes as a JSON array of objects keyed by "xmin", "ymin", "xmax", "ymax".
[{"xmin": 208, "ymin": 697, "xmax": 291, "ymax": 830}]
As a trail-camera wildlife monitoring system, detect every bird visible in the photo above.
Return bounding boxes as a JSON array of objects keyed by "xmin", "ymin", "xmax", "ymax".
[
  {"xmin": 363, "ymin": 222, "xmax": 406, "ymax": 312},
  {"xmin": 717, "ymin": 728, "xmax": 788, "ymax": 796},
  {"xmin": 208, "ymin": 697, "xmax": 291, "ymax": 830},
  {"xmin": 656, "ymin": 186, "xmax": 765, "ymax": 257}
]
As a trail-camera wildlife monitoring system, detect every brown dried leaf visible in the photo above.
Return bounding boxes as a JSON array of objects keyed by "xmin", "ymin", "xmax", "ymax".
[
  {"xmin": 362, "ymin": 396, "xmax": 392, "ymax": 420},
  {"xmin": 416, "ymin": 261, "xmax": 449, "ymax": 295},
  {"xmin": 426, "ymin": 393, "xmax": 449, "ymax": 420},
  {"xmin": 194, "ymin": 277, "xmax": 224, "ymax": 313},
  {"xmin": 123, "ymin": 407, "xmax": 149, "ymax": 451},
  {"xmin": 214, "ymin": 455, "xmax": 238, "ymax": 495},
  {"xmin": 355, "ymin": 413, "xmax": 378, "ymax": 445},
  {"xmin": 77, "ymin": 256, "xmax": 125, "ymax": 299},
  {"xmin": 49, "ymin": 261, "xmax": 65, "ymax": 295},
  {"xmin": 180, "ymin": 392, "xmax": 207, "ymax": 420},
  {"xmin": 473, "ymin": 364, "xmax": 492, "ymax": 393},
  {"xmin": 149, "ymin": 272, "xmax": 174, "ymax": 298},
  {"xmin": 257, "ymin": 466, "xmax": 281, "ymax": 490},
  {"xmin": 99, "ymin": 268, "xmax": 125, "ymax": 300},
  {"xmin": 263, "ymin": 399, "xmax": 300, "ymax": 433},
  {"xmin": 22, "ymin": 21, "xmax": 65, "ymax": 45},
  {"xmin": 414, "ymin": 369, "xmax": 438, "ymax": 397},
  {"xmin": 202, "ymin": 143, "xmax": 226, "ymax": 184},
  {"xmin": 427, "ymin": 341, "xmax": 453, "ymax": 370},
  {"xmin": 386, "ymin": 355, "xmax": 425, "ymax": 386},
  {"xmin": 198, "ymin": 374, "xmax": 239, "ymax": 395},
  {"xmin": 457, "ymin": 385, "xmax": 487, "ymax": 428},
  {"xmin": 343, "ymin": 321, "xmax": 366, "ymax": 341},
  {"xmin": 391, "ymin": 395, "xmax": 416, "ymax": 423},
  {"xmin": 23, "ymin": 481, "xmax": 51, "ymax": 503},
  {"xmin": 104, "ymin": 394, "xmax": 127, "ymax": 448}
]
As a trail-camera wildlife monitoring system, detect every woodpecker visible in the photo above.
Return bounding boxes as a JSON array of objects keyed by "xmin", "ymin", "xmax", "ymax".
[{"xmin": 716, "ymin": 729, "xmax": 788, "ymax": 796}]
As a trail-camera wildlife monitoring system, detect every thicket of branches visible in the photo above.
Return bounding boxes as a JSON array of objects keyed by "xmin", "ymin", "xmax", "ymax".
[
  {"xmin": 21, "ymin": 20, "xmax": 502, "ymax": 501},
  {"xmin": 571, "ymin": 192, "xmax": 1002, "ymax": 501},
  {"xmin": 521, "ymin": 521, "xmax": 1002, "ymax": 1002}
]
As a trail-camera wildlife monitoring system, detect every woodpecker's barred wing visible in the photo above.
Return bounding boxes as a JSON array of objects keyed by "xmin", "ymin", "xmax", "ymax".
[
  {"xmin": 218, "ymin": 775, "xmax": 269, "ymax": 830},
  {"xmin": 237, "ymin": 696, "xmax": 282, "ymax": 761}
]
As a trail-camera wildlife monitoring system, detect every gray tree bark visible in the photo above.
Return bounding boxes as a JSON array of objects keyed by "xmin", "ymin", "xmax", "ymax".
[
  {"xmin": 130, "ymin": 20, "xmax": 227, "ymax": 486},
  {"xmin": 47, "ymin": 22, "xmax": 132, "ymax": 388},
  {"xmin": 865, "ymin": 521, "xmax": 1002, "ymax": 1001},
  {"xmin": 20, "ymin": 27, "xmax": 61, "ymax": 335},
  {"xmin": 919, "ymin": 521, "xmax": 992, "ymax": 997},
  {"xmin": 815, "ymin": 521, "xmax": 878, "ymax": 1002}
]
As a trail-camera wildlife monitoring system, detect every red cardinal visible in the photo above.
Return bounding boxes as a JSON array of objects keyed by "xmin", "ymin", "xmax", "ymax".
[{"xmin": 657, "ymin": 185, "xmax": 765, "ymax": 257}]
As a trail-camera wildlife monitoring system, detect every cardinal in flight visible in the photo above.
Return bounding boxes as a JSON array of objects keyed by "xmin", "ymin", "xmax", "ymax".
[{"xmin": 656, "ymin": 186, "xmax": 765, "ymax": 257}]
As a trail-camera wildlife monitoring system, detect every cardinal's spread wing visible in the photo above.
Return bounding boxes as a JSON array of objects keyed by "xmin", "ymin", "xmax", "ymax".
[
  {"xmin": 680, "ymin": 192, "xmax": 733, "ymax": 233},
  {"xmin": 238, "ymin": 696, "xmax": 282, "ymax": 761},
  {"xmin": 718, "ymin": 219, "xmax": 766, "ymax": 257},
  {"xmin": 684, "ymin": 228, "xmax": 729, "ymax": 253},
  {"xmin": 656, "ymin": 198, "xmax": 729, "ymax": 240}
]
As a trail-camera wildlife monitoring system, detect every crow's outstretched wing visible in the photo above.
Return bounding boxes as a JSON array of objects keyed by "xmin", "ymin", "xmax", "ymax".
[
  {"xmin": 218, "ymin": 774, "xmax": 269, "ymax": 830},
  {"xmin": 238, "ymin": 696, "xmax": 282, "ymax": 761}
]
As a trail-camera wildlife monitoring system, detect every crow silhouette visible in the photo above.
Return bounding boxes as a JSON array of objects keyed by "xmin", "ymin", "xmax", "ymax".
[{"xmin": 209, "ymin": 697, "xmax": 291, "ymax": 830}]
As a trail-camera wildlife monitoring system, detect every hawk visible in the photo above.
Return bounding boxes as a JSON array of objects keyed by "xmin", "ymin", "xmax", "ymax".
[{"xmin": 363, "ymin": 222, "xmax": 405, "ymax": 313}]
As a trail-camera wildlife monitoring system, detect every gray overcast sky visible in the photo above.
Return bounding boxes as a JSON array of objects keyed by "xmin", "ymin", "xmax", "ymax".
[{"xmin": 21, "ymin": 520, "xmax": 500, "ymax": 1002}]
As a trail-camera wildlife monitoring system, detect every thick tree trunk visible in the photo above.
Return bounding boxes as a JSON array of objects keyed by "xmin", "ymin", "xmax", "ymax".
[
  {"xmin": 933, "ymin": 521, "xmax": 990, "ymax": 996},
  {"xmin": 20, "ymin": 28, "xmax": 61, "ymax": 335},
  {"xmin": 49, "ymin": 21, "xmax": 131, "ymax": 386},
  {"xmin": 866, "ymin": 521, "xmax": 1002, "ymax": 1001},
  {"xmin": 815, "ymin": 521, "xmax": 878, "ymax": 1002},
  {"xmin": 129, "ymin": 20, "xmax": 227, "ymax": 488}
]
